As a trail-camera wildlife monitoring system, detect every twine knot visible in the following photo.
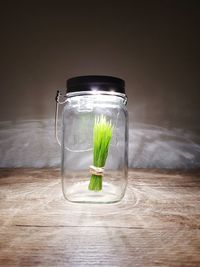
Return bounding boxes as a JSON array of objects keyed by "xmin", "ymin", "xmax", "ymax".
[{"xmin": 89, "ymin": 165, "xmax": 104, "ymax": 176}]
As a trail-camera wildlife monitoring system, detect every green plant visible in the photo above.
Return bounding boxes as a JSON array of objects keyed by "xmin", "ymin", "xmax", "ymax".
[{"xmin": 88, "ymin": 115, "xmax": 113, "ymax": 191}]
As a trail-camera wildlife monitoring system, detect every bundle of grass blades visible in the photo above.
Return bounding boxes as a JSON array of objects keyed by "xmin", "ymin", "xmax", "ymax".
[{"xmin": 88, "ymin": 115, "xmax": 113, "ymax": 191}]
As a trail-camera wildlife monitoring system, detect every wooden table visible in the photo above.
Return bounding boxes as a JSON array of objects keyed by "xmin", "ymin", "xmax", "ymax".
[{"xmin": 0, "ymin": 168, "xmax": 200, "ymax": 267}]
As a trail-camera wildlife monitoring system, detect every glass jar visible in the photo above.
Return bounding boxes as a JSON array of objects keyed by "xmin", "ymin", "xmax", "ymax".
[{"xmin": 56, "ymin": 76, "xmax": 128, "ymax": 203}]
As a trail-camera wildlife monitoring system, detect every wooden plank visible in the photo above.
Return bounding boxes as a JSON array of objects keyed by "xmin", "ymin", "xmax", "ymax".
[
  {"xmin": 0, "ymin": 168, "xmax": 200, "ymax": 266},
  {"xmin": 1, "ymin": 226, "xmax": 200, "ymax": 267},
  {"xmin": 0, "ymin": 169, "xmax": 199, "ymax": 229}
]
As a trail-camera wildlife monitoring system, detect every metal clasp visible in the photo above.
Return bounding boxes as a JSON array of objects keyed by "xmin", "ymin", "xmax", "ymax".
[{"xmin": 55, "ymin": 90, "xmax": 67, "ymax": 146}]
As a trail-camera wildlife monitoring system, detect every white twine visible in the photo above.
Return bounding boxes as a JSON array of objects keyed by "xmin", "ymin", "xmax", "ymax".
[{"xmin": 89, "ymin": 165, "xmax": 104, "ymax": 176}]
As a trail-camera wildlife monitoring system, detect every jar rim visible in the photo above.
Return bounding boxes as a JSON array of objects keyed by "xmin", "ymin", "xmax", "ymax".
[{"xmin": 66, "ymin": 90, "xmax": 127, "ymax": 104}]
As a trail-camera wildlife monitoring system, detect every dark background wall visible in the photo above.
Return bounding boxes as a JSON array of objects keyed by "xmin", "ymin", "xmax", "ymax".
[{"xmin": 0, "ymin": 1, "xmax": 200, "ymax": 168}]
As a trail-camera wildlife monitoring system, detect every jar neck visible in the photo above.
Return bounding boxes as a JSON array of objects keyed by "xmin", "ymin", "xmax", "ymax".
[{"xmin": 66, "ymin": 91, "xmax": 127, "ymax": 105}]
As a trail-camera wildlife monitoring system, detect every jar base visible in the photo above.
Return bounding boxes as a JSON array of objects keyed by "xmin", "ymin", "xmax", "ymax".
[{"xmin": 63, "ymin": 181, "xmax": 125, "ymax": 204}]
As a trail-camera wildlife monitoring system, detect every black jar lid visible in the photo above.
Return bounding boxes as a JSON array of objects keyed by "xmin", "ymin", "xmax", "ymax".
[{"xmin": 66, "ymin": 75, "xmax": 125, "ymax": 94}]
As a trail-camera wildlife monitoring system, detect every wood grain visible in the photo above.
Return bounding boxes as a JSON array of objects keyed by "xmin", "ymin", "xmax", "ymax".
[{"xmin": 0, "ymin": 168, "xmax": 200, "ymax": 266}]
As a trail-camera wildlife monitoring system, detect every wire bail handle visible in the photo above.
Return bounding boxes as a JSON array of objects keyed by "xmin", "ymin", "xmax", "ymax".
[{"xmin": 55, "ymin": 90, "xmax": 67, "ymax": 146}]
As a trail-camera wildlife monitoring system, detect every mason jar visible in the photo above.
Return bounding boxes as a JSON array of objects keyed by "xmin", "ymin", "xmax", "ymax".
[{"xmin": 56, "ymin": 76, "xmax": 128, "ymax": 203}]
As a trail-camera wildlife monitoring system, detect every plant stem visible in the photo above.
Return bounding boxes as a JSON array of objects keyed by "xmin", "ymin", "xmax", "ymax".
[{"xmin": 88, "ymin": 174, "xmax": 102, "ymax": 191}]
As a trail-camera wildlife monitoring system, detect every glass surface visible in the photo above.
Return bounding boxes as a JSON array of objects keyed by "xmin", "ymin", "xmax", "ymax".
[{"xmin": 61, "ymin": 93, "xmax": 128, "ymax": 203}]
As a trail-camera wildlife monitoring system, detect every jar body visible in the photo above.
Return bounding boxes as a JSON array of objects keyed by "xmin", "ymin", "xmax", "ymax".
[{"xmin": 61, "ymin": 93, "xmax": 128, "ymax": 203}]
